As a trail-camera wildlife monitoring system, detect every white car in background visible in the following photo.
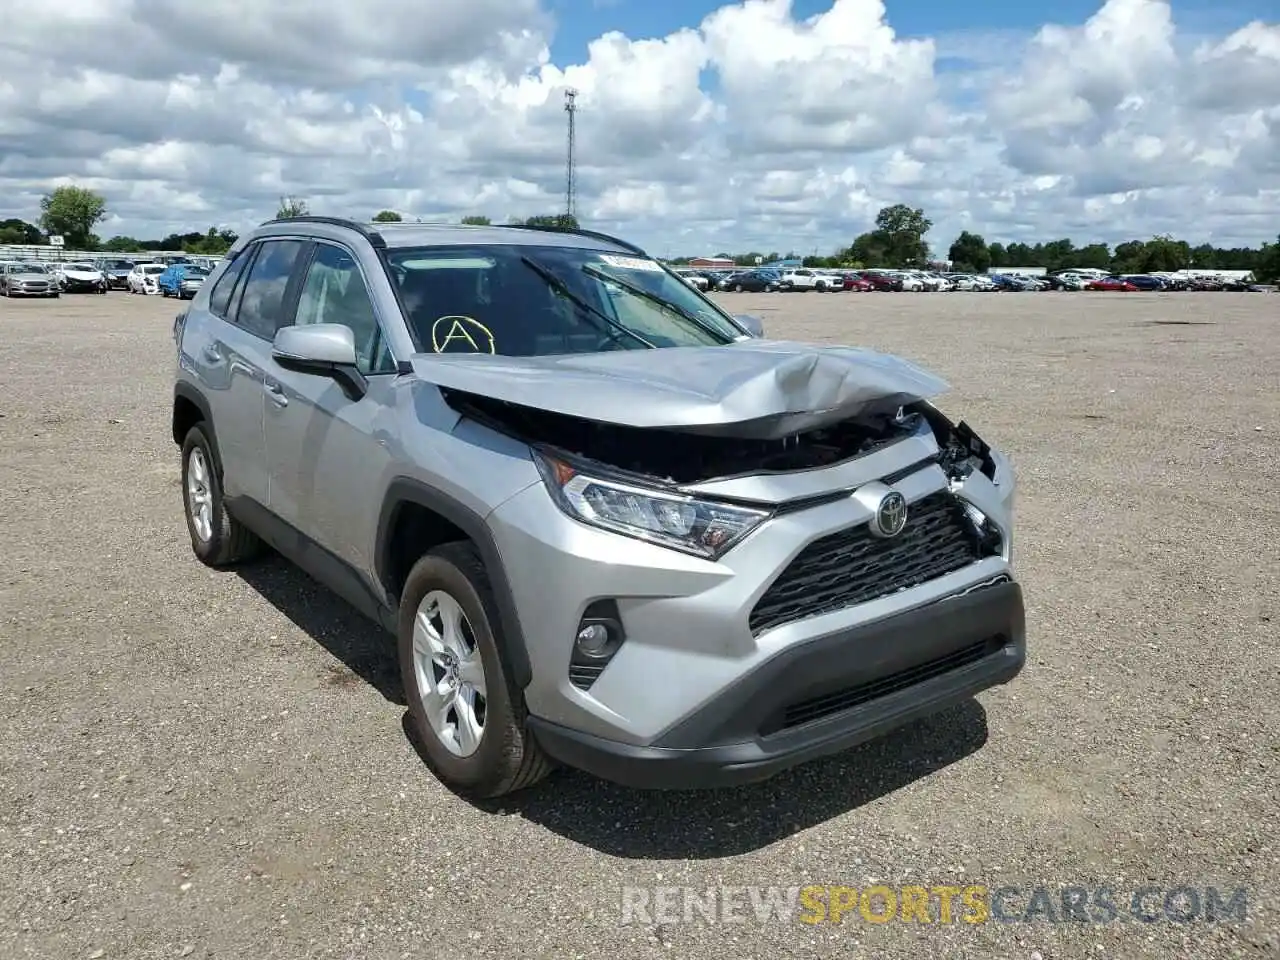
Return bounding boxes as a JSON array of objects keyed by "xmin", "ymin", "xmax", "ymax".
[
  {"xmin": 777, "ymin": 269, "xmax": 820, "ymax": 291},
  {"xmin": 128, "ymin": 262, "xmax": 166, "ymax": 295},
  {"xmin": 55, "ymin": 261, "xmax": 108, "ymax": 293}
]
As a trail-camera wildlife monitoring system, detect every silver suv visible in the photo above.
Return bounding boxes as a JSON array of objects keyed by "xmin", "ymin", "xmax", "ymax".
[{"xmin": 172, "ymin": 217, "xmax": 1025, "ymax": 798}]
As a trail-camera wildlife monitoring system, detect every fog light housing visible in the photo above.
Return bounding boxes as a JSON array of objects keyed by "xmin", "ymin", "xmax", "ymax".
[{"xmin": 569, "ymin": 600, "xmax": 626, "ymax": 691}]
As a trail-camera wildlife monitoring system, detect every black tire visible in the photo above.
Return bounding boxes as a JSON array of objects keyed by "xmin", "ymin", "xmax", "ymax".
[
  {"xmin": 179, "ymin": 424, "xmax": 262, "ymax": 567},
  {"xmin": 398, "ymin": 542, "xmax": 552, "ymax": 799}
]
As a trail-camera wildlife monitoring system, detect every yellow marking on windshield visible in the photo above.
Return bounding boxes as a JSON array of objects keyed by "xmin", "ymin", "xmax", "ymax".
[{"xmin": 431, "ymin": 315, "xmax": 496, "ymax": 354}]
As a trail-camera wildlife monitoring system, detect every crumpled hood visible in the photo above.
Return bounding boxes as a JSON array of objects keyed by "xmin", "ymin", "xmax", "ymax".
[{"xmin": 408, "ymin": 338, "xmax": 948, "ymax": 440}]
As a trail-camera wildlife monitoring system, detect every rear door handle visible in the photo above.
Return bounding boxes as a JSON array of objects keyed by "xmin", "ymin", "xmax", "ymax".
[{"xmin": 265, "ymin": 381, "xmax": 288, "ymax": 407}]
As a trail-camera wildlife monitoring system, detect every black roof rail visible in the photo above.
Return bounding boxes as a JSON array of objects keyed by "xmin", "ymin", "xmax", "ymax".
[
  {"xmin": 259, "ymin": 216, "xmax": 386, "ymax": 248},
  {"xmin": 500, "ymin": 222, "xmax": 648, "ymax": 256}
]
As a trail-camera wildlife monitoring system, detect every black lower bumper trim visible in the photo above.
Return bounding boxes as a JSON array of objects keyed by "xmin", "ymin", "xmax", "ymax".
[{"xmin": 529, "ymin": 579, "xmax": 1025, "ymax": 790}]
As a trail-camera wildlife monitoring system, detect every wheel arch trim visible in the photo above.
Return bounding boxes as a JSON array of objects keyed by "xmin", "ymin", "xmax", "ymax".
[{"xmin": 375, "ymin": 478, "xmax": 533, "ymax": 690}]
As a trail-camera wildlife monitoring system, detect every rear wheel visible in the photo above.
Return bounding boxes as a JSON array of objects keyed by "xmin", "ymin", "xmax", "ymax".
[
  {"xmin": 180, "ymin": 424, "xmax": 262, "ymax": 567},
  {"xmin": 398, "ymin": 542, "xmax": 552, "ymax": 799}
]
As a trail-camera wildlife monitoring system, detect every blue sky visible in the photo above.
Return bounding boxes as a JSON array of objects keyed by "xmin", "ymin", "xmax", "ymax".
[{"xmin": 544, "ymin": 0, "xmax": 1277, "ymax": 58}]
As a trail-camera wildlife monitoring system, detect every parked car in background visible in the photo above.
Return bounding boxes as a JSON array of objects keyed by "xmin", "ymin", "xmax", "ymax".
[
  {"xmin": 0, "ymin": 260, "xmax": 59, "ymax": 297},
  {"xmin": 719, "ymin": 270, "xmax": 780, "ymax": 292},
  {"xmin": 56, "ymin": 261, "xmax": 108, "ymax": 293},
  {"xmin": 159, "ymin": 263, "xmax": 211, "ymax": 299},
  {"xmin": 101, "ymin": 259, "xmax": 135, "ymax": 290},
  {"xmin": 777, "ymin": 269, "xmax": 821, "ymax": 291},
  {"xmin": 673, "ymin": 269, "xmax": 710, "ymax": 291},
  {"xmin": 1118, "ymin": 275, "xmax": 1165, "ymax": 291},
  {"xmin": 859, "ymin": 270, "xmax": 903, "ymax": 292},
  {"xmin": 842, "ymin": 272, "xmax": 874, "ymax": 292},
  {"xmin": 1086, "ymin": 277, "xmax": 1139, "ymax": 292},
  {"xmin": 128, "ymin": 262, "xmax": 167, "ymax": 294}
]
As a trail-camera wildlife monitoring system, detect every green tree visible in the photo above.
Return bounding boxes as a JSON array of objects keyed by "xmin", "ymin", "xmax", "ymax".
[
  {"xmin": 1140, "ymin": 234, "xmax": 1191, "ymax": 272},
  {"xmin": 276, "ymin": 196, "xmax": 309, "ymax": 218},
  {"xmin": 870, "ymin": 204, "xmax": 932, "ymax": 266},
  {"xmin": 460, "ymin": 215, "xmax": 491, "ymax": 225},
  {"xmin": 519, "ymin": 214, "xmax": 580, "ymax": 229},
  {"xmin": 948, "ymin": 231, "xmax": 990, "ymax": 273},
  {"xmin": 846, "ymin": 232, "xmax": 889, "ymax": 267},
  {"xmin": 1111, "ymin": 240, "xmax": 1147, "ymax": 273},
  {"xmin": 1074, "ymin": 243, "xmax": 1111, "ymax": 270},
  {"xmin": 372, "ymin": 210, "xmax": 403, "ymax": 222},
  {"xmin": 101, "ymin": 236, "xmax": 143, "ymax": 252},
  {"xmin": 1256, "ymin": 236, "xmax": 1280, "ymax": 283},
  {"xmin": 185, "ymin": 227, "xmax": 238, "ymax": 254},
  {"xmin": 38, "ymin": 186, "xmax": 108, "ymax": 249},
  {"xmin": 987, "ymin": 242, "xmax": 1006, "ymax": 268},
  {"xmin": 0, "ymin": 218, "xmax": 44, "ymax": 245}
]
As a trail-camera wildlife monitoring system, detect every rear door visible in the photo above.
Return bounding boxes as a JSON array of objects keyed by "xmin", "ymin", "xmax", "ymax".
[{"xmin": 193, "ymin": 238, "xmax": 309, "ymax": 508}]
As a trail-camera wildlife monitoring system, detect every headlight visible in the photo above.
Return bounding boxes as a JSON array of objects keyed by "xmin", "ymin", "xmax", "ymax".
[{"xmin": 533, "ymin": 451, "xmax": 770, "ymax": 560}]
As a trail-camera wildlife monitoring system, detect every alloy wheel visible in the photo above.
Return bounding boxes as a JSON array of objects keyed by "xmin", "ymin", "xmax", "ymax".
[
  {"xmin": 185, "ymin": 447, "xmax": 214, "ymax": 542},
  {"xmin": 412, "ymin": 590, "xmax": 487, "ymax": 758}
]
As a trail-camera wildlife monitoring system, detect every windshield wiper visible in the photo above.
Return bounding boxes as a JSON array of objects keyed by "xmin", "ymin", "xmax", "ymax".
[
  {"xmin": 580, "ymin": 264, "xmax": 731, "ymax": 344},
  {"xmin": 518, "ymin": 256, "xmax": 655, "ymax": 350}
]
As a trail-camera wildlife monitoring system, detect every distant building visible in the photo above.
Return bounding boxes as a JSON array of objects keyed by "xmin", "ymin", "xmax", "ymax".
[{"xmin": 687, "ymin": 256, "xmax": 735, "ymax": 269}]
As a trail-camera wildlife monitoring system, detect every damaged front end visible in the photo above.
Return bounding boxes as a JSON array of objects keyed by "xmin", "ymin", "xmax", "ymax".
[{"xmin": 444, "ymin": 389, "xmax": 922, "ymax": 486}]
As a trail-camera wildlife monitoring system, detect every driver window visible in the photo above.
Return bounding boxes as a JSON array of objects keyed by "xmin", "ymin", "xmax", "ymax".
[{"xmin": 292, "ymin": 244, "xmax": 394, "ymax": 374}]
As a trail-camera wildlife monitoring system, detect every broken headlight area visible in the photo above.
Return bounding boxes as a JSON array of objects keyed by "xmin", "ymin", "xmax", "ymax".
[
  {"xmin": 908, "ymin": 401, "xmax": 997, "ymax": 484},
  {"xmin": 444, "ymin": 390, "xmax": 922, "ymax": 485},
  {"xmin": 532, "ymin": 451, "xmax": 771, "ymax": 560}
]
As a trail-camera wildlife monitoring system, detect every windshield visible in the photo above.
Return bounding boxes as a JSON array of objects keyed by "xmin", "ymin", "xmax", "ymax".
[
  {"xmin": 143, "ymin": 265, "xmax": 165, "ymax": 274},
  {"xmin": 18, "ymin": 263, "xmax": 47, "ymax": 273},
  {"xmin": 385, "ymin": 244, "xmax": 744, "ymax": 357},
  {"xmin": 66, "ymin": 263, "xmax": 95, "ymax": 270},
  {"xmin": 183, "ymin": 268, "xmax": 210, "ymax": 278}
]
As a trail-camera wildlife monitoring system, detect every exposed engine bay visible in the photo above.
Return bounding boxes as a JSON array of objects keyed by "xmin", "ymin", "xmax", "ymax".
[{"xmin": 444, "ymin": 389, "xmax": 977, "ymax": 485}]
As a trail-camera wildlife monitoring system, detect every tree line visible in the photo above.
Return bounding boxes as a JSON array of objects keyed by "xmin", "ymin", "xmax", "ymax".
[
  {"xmin": 670, "ymin": 203, "xmax": 1280, "ymax": 281},
  {"xmin": 0, "ymin": 187, "xmax": 581, "ymax": 253},
  {"xmin": 5, "ymin": 187, "xmax": 1275, "ymax": 280}
]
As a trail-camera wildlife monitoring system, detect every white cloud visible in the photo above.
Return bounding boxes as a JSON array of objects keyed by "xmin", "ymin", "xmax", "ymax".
[{"xmin": 0, "ymin": 0, "xmax": 1276, "ymax": 253}]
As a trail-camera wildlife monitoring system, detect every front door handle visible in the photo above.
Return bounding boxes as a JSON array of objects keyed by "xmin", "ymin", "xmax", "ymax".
[
  {"xmin": 265, "ymin": 381, "xmax": 289, "ymax": 407},
  {"xmin": 202, "ymin": 344, "xmax": 223, "ymax": 363}
]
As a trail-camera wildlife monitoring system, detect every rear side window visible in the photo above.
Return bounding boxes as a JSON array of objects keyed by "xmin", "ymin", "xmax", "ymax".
[{"xmin": 233, "ymin": 240, "xmax": 306, "ymax": 339}]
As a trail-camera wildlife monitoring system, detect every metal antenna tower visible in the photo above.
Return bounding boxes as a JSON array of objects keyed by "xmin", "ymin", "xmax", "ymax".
[{"xmin": 563, "ymin": 88, "xmax": 578, "ymax": 219}]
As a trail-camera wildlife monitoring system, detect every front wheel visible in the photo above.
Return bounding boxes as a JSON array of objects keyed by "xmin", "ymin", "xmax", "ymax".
[{"xmin": 398, "ymin": 542, "xmax": 552, "ymax": 799}]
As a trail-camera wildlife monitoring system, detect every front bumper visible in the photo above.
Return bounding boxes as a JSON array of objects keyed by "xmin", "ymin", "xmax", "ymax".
[
  {"xmin": 62, "ymin": 278, "xmax": 104, "ymax": 292},
  {"xmin": 488, "ymin": 437, "xmax": 1018, "ymax": 749},
  {"xmin": 4, "ymin": 285, "xmax": 56, "ymax": 296},
  {"xmin": 530, "ymin": 577, "xmax": 1024, "ymax": 788}
]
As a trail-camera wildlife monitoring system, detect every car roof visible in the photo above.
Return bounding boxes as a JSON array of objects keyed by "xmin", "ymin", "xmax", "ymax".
[{"xmin": 249, "ymin": 217, "xmax": 645, "ymax": 256}]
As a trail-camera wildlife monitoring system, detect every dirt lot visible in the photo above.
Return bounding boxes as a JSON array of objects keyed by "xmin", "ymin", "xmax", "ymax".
[{"xmin": 1, "ymin": 289, "xmax": 1276, "ymax": 959}]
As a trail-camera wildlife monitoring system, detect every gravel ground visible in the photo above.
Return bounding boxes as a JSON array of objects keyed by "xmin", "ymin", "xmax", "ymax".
[{"xmin": 1, "ymin": 289, "xmax": 1276, "ymax": 960}]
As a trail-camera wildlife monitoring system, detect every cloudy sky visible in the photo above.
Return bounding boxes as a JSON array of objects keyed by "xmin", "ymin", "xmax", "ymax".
[{"xmin": 1, "ymin": 0, "xmax": 1276, "ymax": 255}]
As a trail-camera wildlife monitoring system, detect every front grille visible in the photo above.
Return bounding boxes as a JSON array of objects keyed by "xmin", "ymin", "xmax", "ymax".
[
  {"xmin": 767, "ymin": 636, "xmax": 1004, "ymax": 733},
  {"xmin": 749, "ymin": 491, "xmax": 991, "ymax": 634}
]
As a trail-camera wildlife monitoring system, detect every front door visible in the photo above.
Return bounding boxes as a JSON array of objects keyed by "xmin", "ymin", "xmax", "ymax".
[{"xmin": 262, "ymin": 240, "xmax": 398, "ymax": 579}]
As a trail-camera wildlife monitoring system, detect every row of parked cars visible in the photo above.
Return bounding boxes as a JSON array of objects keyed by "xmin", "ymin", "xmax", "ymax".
[
  {"xmin": 0, "ymin": 257, "xmax": 214, "ymax": 299},
  {"xmin": 676, "ymin": 266, "xmax": 1267, "ymax": 294}
]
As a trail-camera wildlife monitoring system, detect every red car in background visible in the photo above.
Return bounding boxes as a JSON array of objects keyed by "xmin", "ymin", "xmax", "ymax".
[
  {"xmin": 1086, "ymin": 277, "xmax": 1139, "ymax": 291},
  {"xmin": 841, "ymin": 272, "xmax": 875, "ymax": 291}
]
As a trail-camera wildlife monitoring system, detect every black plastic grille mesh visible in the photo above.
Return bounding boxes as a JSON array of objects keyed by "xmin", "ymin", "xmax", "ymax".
[{"xmin": 749, "ymin": 492, "xmax": 986, "ymax": 634}]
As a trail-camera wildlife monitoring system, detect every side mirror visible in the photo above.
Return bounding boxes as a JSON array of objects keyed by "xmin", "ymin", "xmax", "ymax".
[
  {"xmin": 272, "ymin": 324, "xmax": 367, "ymax": 400},
  {"xmin": 733, "ymin": 313, "xmax": 765, "ymax": 338}
]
